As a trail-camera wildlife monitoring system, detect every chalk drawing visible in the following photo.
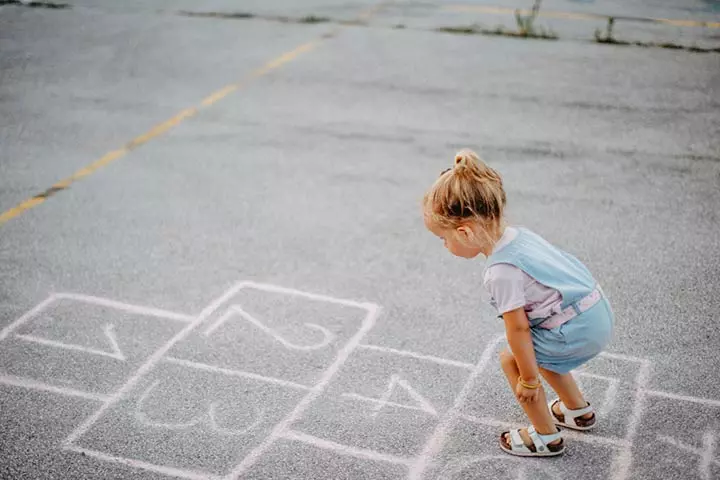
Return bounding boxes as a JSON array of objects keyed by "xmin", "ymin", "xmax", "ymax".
[
  {"xmin": 0, "ymin": 374, "xmax": 111, "ymax": 402},
  {"xmin": 342, "ymin": 374, "xmax": 437, "ymax": 417},
  {"xmin": 657, "ymin": 431, "xmax": 718, "ymax": 480},
  {"xmin": 358, "ymin": 344, "xmax": 475, "ymax": 370},
  {"xmin": 135, "ymin": 380, "xmax": 264, "ymax": 436},
  {"xmin": 204, "ymin": 305, "xmax": 335, "ymax": 351},
  {"xmin": 16, "ymin": 323, "xmax": 126, "ymax": 361},
  {"xmin": 436, "ymin": 455, "xmax": 561, "ymax": 480}
]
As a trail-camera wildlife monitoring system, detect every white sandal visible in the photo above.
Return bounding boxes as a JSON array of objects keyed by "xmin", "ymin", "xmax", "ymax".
[
  {"xmin": 548, "ymin": 398, "xmax": 596, "ymax": 431},
  {"xmin": 499, "ymin": 426, "xmax": 565, "ymax": 457}
]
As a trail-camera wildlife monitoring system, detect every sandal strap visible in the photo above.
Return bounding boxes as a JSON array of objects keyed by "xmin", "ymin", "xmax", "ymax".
[
  {"xmin": 559, "ymin": 400, "xmax": 594, "ymax": 419},
  {"xmin": 509, "ymin": 429, "xmax": 531, "ymax": 453},
  {"xmin": 528, "ymin": 426, "xmax": 562, "ymax": 453}
]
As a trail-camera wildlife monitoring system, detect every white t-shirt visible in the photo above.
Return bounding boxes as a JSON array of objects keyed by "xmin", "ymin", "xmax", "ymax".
[{"xmin": 482, "ymin": 227, "xmax": 563, "ymax": 319}]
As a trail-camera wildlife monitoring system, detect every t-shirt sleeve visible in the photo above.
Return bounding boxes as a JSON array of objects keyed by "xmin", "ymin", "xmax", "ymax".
[{"xmin": 483, "ymin": 263, "xmax": 527, "ymax": 315}]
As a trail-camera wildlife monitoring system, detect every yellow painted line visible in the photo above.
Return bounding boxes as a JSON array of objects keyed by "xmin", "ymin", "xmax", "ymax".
[
  {"xmin": 0, "ymin": 38, "xmax": 323, "ymax": 226},
  {"xmin": 445, "ymin": 5, "xmax": 720, "ymax": 28}
]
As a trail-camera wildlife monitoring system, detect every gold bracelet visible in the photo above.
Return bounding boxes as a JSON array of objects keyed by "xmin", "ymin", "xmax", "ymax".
[{"xmin": 518, "ymin": 377, "xmax": 541, "ymax": 389}]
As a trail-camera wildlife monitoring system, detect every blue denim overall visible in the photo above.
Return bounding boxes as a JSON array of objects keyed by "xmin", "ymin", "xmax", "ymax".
[{"xmin": 486, "ymin": 227, "xmax": 614, "ymax": 373}]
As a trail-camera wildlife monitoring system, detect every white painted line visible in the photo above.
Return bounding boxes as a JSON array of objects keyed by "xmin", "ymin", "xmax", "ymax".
[
  {"xmin": 65, "ymin": 445, "xmax": 220, "ymax": 480},
  {"xmin": 242, "ymin": 281, "xmax": 375, "ymax": 310},
  {"xmin": 599, "ymin": 351, "xmax": 647, "ymax": 364},
  {"xmin": 208, "ymin": 403, "xmax": 264, "ymax": 437},
  {"xmin": 0, "ymin": 295, "xmax": 59, "ymax": 341},
  {"xmin": 163, "ymin": 357, "xmax": 313, "ymax": 392},
  {"xmin": 281, "ymin": 429, "xmax": 414, "ymax": 466},
  {"xmin": 225, "ymin": 303, "xmax": 381, "ymax": 479},
  {"xmin": 16, "ymin": 323, "xmax": 126, "ymax": 361},
  {"xmin": 458, "ymin": 414, "xmax": 630, "ymax": 448},
  {"xmin": 358, "ymin": 344, "xmax": 475, "ymax": 370},
  {"xmin": 407, "ymin": 334, "xmax": 504, "ymax": 480},
  {"xmin": 54, "ymin": 293, "xmax": 195, "ymax": 323},
  {"xmin": 0, "ymin": 375, "xmax": 110, "ymax": 402},
  {"xmin": 342, "ymin": 393, "xmax": 438, "ymax": 416},
  {"xmin": 610, "ymin": 359, "xmax": 652, "ymax": 480},
  {"xmin": 207, "ymin": 305, "xmax": 335, "ymax": 351},
  {"xmin": 62, "ymin": 281, "xmax": 251, "ymax": 448},
  {"xmin": 644, "ymin": 389, "xmax": 720, "ymax": 408}
]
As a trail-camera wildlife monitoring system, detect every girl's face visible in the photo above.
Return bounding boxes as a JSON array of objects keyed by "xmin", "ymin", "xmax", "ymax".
[{"xmin": 424, "ymin": 214, "xmax": 486, "ymax": 259}]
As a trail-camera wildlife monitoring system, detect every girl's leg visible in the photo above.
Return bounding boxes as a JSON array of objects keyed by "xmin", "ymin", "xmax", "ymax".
[
  {"xmin": 499, "ymin": 349, "xmax": 559, "ymax": 445},
  {"xmin": 539, "ymin": 367, "xmax": 595, "ymax": 424}
]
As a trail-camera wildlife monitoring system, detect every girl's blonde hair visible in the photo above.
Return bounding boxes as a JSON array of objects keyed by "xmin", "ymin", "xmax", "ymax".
[{"xmin": 423, "ymin": 149, "xmax": 506, "ymax": 232}]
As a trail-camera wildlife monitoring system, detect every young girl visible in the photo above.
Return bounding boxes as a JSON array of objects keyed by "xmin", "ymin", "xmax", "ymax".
[{"xmin": 423, "ymin": 149, "xmax": 614, "ymax": 457}]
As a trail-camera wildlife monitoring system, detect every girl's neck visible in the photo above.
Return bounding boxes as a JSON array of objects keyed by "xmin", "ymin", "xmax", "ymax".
[{"xmin": 480, "ymin": 224, "xmax": 506, "ymax": 257}]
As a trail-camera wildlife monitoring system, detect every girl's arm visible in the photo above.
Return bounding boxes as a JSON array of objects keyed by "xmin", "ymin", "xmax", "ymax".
[{"xmin": 502, "ymin": 307, "xmax": 540, "ymax": 383}]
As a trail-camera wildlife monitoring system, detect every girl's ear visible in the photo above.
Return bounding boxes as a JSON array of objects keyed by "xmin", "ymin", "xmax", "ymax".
[{"xmin": 455, "ymin": 225, "xmax": 474, "ymax": 242}]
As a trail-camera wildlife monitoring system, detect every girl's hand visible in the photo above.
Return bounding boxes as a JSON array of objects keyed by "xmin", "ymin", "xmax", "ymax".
[{"xmin": 515, "ymin": 380, "xmax": 540, "ymax": 404}]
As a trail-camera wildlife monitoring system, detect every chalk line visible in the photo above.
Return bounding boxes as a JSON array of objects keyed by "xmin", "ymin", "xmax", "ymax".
[
  {"xmin": 224, "ymin": 303, "xmax": 380, "ymax": 479},
  {"xmin": 163, "ymin": 357, "xmax": 312, "ymax": 391},
  {"xmin": 644, "ymin": 389, "xmax": 720, "ymax": 408},
  {"xmin": 66, "ymin": 445, "xmax": 220, "ymax": 480},
  {"xmin": 598, "ymin": 351, "xmax": 647, "ymax": 364},
  {"xmin": 16, "ymin": 323, "xmax": 126, "ymax": 361},
  {"xmin": 282, "ymin": 429, "xmax": 414, "ymax": 466},
  {"xmin": 358, "ymin": 344, "xmax": 475, "ymax": 370},
  {"xmin": 657, "ymin": 432, "xmax": 719, "ymax": 479},
  {"xmin": 62, "ymin": 281, "xmax": 250, "ymax": 448},
  {"xmin": 54, "ymin": 293, "xmax": 194, "ymax": 323},
  {"xmin": 407, "ymin": 334, "xmax": 504, "ymax": 480},
  {"xmin": 576, "ymin": 371, "xmax": 619, "ymax": 416},
  {"xmin": 241, "ymin": 281, "xmax": 375, "ymax": 310},
  {"xmin": 205, "ymin": 305, "xmax": 335, "ymax": 351},
  {"xmin": 0, "ymin": 374, "xmax": 110, "ymax": 402},
  {"xmin": 0, "ymin": 295, "xmax": 59, "ymax": 341},
  {"xmin": 610, "ymin": 359, "xmax": 652, "ymax": 480},
  {"xmin": 342, "ymin": 393, "xmax": 438, "ymax": 417},
  {"xmin": 135, "ymin": 380, "xmax": 204, "ymax": 430}
]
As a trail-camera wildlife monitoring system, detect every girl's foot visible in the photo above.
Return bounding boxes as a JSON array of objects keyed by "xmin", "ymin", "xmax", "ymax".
[
  {"xmin": 500, "ymin": 426, "xmax": 565, "ymax": 457},
  {"xmin": 549, "ymin": 399, "xmax": 596, "ymax": 431}
]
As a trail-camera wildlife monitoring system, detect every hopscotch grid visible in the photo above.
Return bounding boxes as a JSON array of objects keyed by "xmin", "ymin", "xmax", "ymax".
[
  {"xmin": 0, "ymin": 374, "xmax": 111, "ymax": 402},
  {"xmin": 224, "ymin": 303, "xmax": 380, "ymax": 479},
  {"xmin": 66, "ymin": 445, "xmax": 221, "ymax": 480},
  {"xmin": 163, "ymin": 356, "xmax": 313, "ymax": 392},
  {"xmin": 358, "ymin": 344, "xmax": 475, "ymax": 370},
  {"xmin": 281, "ymin": 429, "xmax": 415, "ymax": 467},
  {"xmin": 657, "ymin": 434, "xmax": 720, "ymax": 475},
  {"xmin": 61, "ymin": 281, "xmax": 251, "ymax": 448}
]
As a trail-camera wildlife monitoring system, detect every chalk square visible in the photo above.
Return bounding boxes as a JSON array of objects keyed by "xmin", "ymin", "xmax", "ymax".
[
  {"xmin": 292, "ymin": 347, "xmax": 470, "ymax": 457},
  {"xmin": 626, "ymin": 394, "xmax": 720, "ymax": 480},
  {"xmin": 69, "ymin": 359, "xmax": 306, "ymax": 477},
  {"xmin": 168, "ymin": 282, "xmax": 376, "ymax": 387},
  {"xmin": 0, "ymin": 294, "xmax": 189, "ymax": 396},
  {"xmin": 242, "ymin": 438, "xmax": 408, "ymax": 479},
  {"xmin": 430, "ymin": 418, "xmax": 616, "ymax": 480}
]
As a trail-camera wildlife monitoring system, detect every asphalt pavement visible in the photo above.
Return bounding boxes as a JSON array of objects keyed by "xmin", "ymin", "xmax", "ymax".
[{"xmin": 1, "ymin": 1, "xmax": 719, "ymax": 479}]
